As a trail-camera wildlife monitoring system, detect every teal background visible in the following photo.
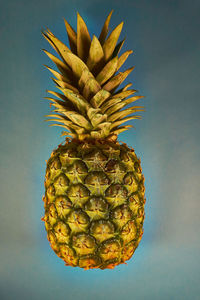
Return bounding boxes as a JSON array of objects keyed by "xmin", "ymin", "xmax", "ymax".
[{"xmin": 1, "ymin": 0, "xmax": 200, "ymax": 299}]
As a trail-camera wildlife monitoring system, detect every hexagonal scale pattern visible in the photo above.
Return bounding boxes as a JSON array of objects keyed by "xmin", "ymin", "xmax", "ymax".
[{"xmin": 43, "ymin": 140, "xmax": 145, "ymax": 269}]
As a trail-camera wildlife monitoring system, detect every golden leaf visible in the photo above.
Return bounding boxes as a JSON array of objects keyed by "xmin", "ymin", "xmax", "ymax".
[
  {"xmin": 42, "ymin": 49, "xmax": 71, "ymax": 74},
  {"xmin": 77, "ymin": 13, "xmax": 91, "ymax": 61},
  {"xmin": 43, "ymin": 30, "xmax": 71, "ymax": 66},
  {"xmin": 103, "ymin": 67, "xmax": 134, "ymax": 92},
  {"xmin": 96, "ymin": 56, "xmax": 118, "ymax": 85},
  {"xmin": 99, "ymin": 10, "xmax": 113, "ymax": 44},
  {"xmin": 90, "ymin": 89, "xmax": 111, "ymax": 108},
  {"xmin": 44, "ymin": 65, "xmax": 71, "ymax": 83},
  {"xmin": 102, "ymin": 22, "xmax": 123, "ymax": 61},
  {"xmin": 64, "ymin": 18, "xmax": 77, "ymax": 54},
  {"xmin": 117, "ymin": 50, "xmax": 133, "ymax": 71},
  {"xmin": 66, "ymin": 52, "xmax": 88, "ymax": 78},
  {"xmin": 87, "ymin": 35, "xmax": 105, "ymax": 72}
]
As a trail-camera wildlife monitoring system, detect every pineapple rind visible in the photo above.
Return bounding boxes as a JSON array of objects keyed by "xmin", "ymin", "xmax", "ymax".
[{"xmin": 43, "ymin": 140, "xmax": 145, "ymax": 269}]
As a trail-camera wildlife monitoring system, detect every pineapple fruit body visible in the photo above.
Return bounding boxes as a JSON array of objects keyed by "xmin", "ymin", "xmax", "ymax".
[
  {"xmin": 43, "ymin": 139, "xmax": 145, "ymax": 269},
  {"xmin": 42, "ymin": 11, "xmax": 146, "ymax": 269}
]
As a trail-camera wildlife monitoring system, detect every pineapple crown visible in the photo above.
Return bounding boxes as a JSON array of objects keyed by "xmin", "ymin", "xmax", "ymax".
[{"xmin": 43, "ymin": 10, "xmax": 144, "ymax": 141}]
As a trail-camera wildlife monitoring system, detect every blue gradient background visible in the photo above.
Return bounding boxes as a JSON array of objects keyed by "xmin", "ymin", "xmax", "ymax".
[{"xmin": 1, "ymin": 0, "xmax": 200, "ymax": 299}]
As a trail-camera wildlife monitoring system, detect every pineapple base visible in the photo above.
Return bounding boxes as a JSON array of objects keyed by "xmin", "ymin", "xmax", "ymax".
[{"xmin": 43, "ymin": 139, "xmax": 145, "ymax": 269}]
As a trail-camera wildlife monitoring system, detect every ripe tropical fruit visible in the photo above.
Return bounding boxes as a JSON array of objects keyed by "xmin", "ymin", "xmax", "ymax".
[{"xmin": 42, "ymin": 11, "xmax": 145, "ymax": 270}]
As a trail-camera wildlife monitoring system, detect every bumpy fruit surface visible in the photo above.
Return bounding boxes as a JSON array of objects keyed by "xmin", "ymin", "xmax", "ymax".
[{"xmin": 43, "ymin": 139, "xmax": 145, "ymax": 269}]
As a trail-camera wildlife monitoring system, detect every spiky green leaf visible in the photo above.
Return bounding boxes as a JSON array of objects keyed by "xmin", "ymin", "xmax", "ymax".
[
  {"xmin": 43, "ymin": 30, "xmax": 71, "ymax": 66},
  {"xmin": 62, "ymin": 111, "xmax": 92, "ymax": 130},
  {"xmin": 123, "ymin": 96, "xmax": 145, "ymax": 105},
  {"xmin": 122, "ymin": 83, "xmax": 132, "ymax": 91},
  {"xmin": 111, "ymin": 125, "xmax": 132, "ymax": 135},
  {"xmin": 45, "ymin": 97, "xmax": 75, "ymax": 111},
  {"xmin": 117, "ymin": 50, "xmax": 133, "ymax": 71},
  {"xmin": 44, "ymin": 65, "xmax": 71, "ymax": 83},
  {"xmin": 108, "ymin": 107, "xmax": 142, "ymax": 122},
  {"xmin": 43, "ymin": 49, "xmax": 71, "ymax": 74},
  {"xmin": 111, "ymin": 116, "xmax": 141, "ymax": 129},
  {"xmin": 87, "ymin": 35, "xmax": 105, "ymax": 72},
  {"xmin": 82, "ymin": 77, "xmax": 101, "ymax": 100},
  {"xmin": 77, "ymin": 13, "xmax": 91, "ymax": 61},
  {"xmin": 78, "ymin": 68, "xmax": 101, "ymax": 99},
  {"xmin": 96, "ymin": 56, "xmax": 118, "ymax": 85},
  {"xmin": 99, "ymin": 10, "xmax": 113, "ymax": 44},
  {"xmin": 87, "ymin": 107, "xmax": 107, "ymax": 127},
  {"xmin": 57, "ymin": 87, "xmax": 91, "ymax": 113},
  {"xmin": 103, "ymin": 67, "xmax": 134, "ymax": 92},
  {"xmin": 112, "ymin": 39, "xmax": 125, "ymax": 57},
  {"xmin": 100, "ymin": 98, "xmax": 122, "ymax": 113},
  {"xmin": 112, "ymin": 89, "xmax": 137, "ymax": 99},
  {"xmin": 64, "ymin": 18, "xmax": 77, "ymax": 54},
  {"xmin": 47, "ymin": 90, "xmax": 68, "ymax": 102},
  {"xmin": 52, "ymin": 78, "xmax": 79, "ymax": 93},
  {"xmin": 102, "ymin": 22, "xmax": 123, "ymax": 61},
  {"xmin": 66, "ymin": 52, "xmax": 88, "ymax": 78},
  {"xmin": 90, "ymin": 89, "xmax": 111, "ymax": 108},
  {"xmin": 105, "ymin": 102, "xmax": 126, "ymax": 116}
]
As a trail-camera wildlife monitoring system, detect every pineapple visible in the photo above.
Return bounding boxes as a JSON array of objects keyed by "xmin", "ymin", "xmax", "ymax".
[{"xmin": 42, "ymin": 11, "xmax": 145, "ymax": 270}]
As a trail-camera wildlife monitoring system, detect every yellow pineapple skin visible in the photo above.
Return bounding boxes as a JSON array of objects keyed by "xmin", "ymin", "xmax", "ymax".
[{"xmin": 43, "ymin": 139, "xmax": 145, "ymax": 269}]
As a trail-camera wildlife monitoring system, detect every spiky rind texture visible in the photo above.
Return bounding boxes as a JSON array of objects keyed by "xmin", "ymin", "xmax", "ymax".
[{"xmin": 43, "ymin": 139, "xmax": 145, "ymax": 269}]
